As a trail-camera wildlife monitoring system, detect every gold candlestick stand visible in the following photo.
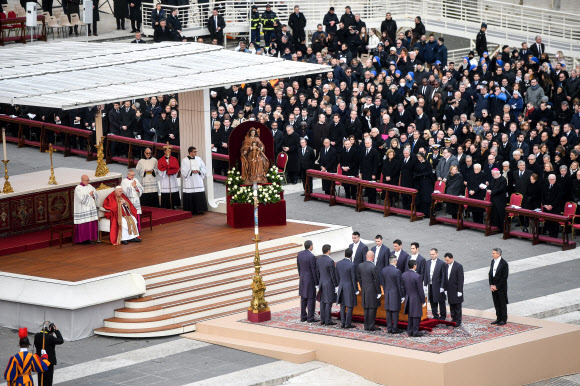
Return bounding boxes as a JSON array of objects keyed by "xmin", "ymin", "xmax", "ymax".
[
  {"xmin": 94, "ymin": 136, "xmax": 110, "ymax": 177},
  {"xmin": 47, "ymin": 144, "xmax": 57, "ymax": 185},
  {"xmin": 2, "ymin": 160, "xmax": 13, "ymax": 193},
  {"xmin": 247, "ymin": 182, "xmax": 271, "ymax": 323}
]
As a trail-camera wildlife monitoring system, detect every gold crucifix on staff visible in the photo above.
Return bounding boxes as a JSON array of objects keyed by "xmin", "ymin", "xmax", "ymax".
[{"xmin": 47, "ymin": 143, "xmax": 57, "ymax": 185}]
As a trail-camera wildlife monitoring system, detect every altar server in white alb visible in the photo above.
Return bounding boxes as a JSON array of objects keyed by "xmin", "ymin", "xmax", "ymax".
[
  {"xmin": 181, "ymin": 146, "xmax": 208, "ymax": 214},
  {"xmin": 73, "ymin": 175, "xmax": 99, "ymax": 244},
  {"xmin": 135, "ymin": 147, "xmax": 159, "ymax": 207},
  {"xmin": 121, "ymin": 169, "xmax": 143, "ymax": 226}
]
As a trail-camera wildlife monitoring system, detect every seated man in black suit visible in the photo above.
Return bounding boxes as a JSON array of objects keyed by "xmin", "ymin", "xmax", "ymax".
[{"xmin": 154, "ymin": 20, "xmax": 173, "ymax": 43}]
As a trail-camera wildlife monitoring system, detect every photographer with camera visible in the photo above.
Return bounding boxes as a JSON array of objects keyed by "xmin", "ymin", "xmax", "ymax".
[{"xmin": 33, "ymin": 322, "xmax": 64, "ymax": 386}]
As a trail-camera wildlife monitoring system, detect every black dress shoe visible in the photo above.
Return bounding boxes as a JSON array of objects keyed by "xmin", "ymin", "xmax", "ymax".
[
  {"xmin": 325, "ymin": 321, "xmax": 337, "ymax": 326},
  {"xmin": 344, "ymin": 325, "xmax": 356, "ymax": 329},
  {"xmin": 391, "ymin": 328, "xmax": 403, "ymax": 334},
  {"xmin": 307, "ymin": 319, "xmax": 320, "ymax": 323},
  {"xmin": 131, "ymin": 29, "xmax": 137, "ymax": 33},
  {"xmin": 370, "ymin": 326, "xmax": 381, "ymax": 331},
  {"xmin": 301, "ymin": 319, "xmax": 307, "ymax": 322},
  {"xmin": 497, "ymin": 321, "xmax": 507, "ymax": 326},
  {"xmin": 300, "ymin": 193, "xmax": 305, "ymax": 196},
  {"xmin": 490, "ymin": 320, "xmax": 499, "ymax": 325},
  {"xmin": 413, "ymin": 332, "xmax": 425, "ymax": 337},
  {"xmin": 130, "ymin": 237, "xmax": 142, "ymax": 242},
  {"xmin": 121, "ymin": 240, "xmax": 128, "ymax": 245}
]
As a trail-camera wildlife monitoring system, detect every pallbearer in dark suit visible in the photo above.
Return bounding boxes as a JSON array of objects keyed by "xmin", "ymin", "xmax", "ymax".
[
  {"xmin": 357, "ymin": 251, "xmax": 382, "ymax": 331},
  {"xmin": 489, "ymin": 248, "xmax": 509, "ymax": 325},
  {"xmin": 424, "ymin": 248, "xmax": 447, "ymax": 320},
  {"xmin": 409, "ymin": 242, "xmax": 426, "ymax": 279},
  {"xmin": 349, "ymin": 231, "xmax": 369, "ymax": 268},
  {"xmin": 336, "ymin": 248, "xmax": 358, "ymax": 328},
  {"xmin": 393, "ymin": 239, "xmax": 411, "ymax": 273},
  {"xmin": 318, "ymin": 139, "xmax": 338, "ymax": 195},
  {"xmin": 444, "ymin": 253, "xmax": 464, "ymax": 327},
  {"xmin": 299, "ymin": 138, "xmax": 316, "ymax": 194},
  {"xmin": 371, "ymin": 234, "xmax": 390, "ymax": 274},
  {"xmin": 340, "ymin": 139, "xmax": 359, "ymax": 199},
  {"xmin": 297, "ymin": 240, "xmax": 318, "ymax": 322},
  {"xmin": 401, "ymin": 260, "xmax": 426, "ymax": 337},
  {"xmin": 488, "ymin": 168, "xmax": 507, "ymax": 232},
  {"xmin": 381, "ymin": 255, "xmax": 405, "ymax": 334},
  {"xmin": 316, "ymin": 244, "xmax": 338, "ymax": 325}
]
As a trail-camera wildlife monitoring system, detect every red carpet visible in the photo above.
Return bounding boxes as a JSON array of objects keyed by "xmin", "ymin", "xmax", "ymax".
[{"xmin": 0, "ymin": 206, "xmax": 192, "ymax": 257}]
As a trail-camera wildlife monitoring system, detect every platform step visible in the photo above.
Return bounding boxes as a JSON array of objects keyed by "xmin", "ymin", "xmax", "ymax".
[
  {"xmin": 127, "ymin": 265, "xmax": 297, "ymax": 308},
  {"xmin": 143, "ymin": 243, "xmax": 300, "ymax": 281},
  {"xmin": 94, "ymin": 295, "xmax": 299, "ymax": 338},
  {"xmin": 144, "ymin": 253, "xmax": 299, "ymax": 295},
  {"xmin": 104, "ymin": 286, "xmax": 299, "ymax": 329},
  {"xmin": 192, "ymin": 332, "xmax": 316, "ymax": 363},
  {"xmin": 114, "ymin": 274, "xmax": 299, "ymax": 318}
]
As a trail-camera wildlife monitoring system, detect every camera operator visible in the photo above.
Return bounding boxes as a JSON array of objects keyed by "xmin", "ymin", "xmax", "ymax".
[{"xmin": 34, "ymin": 322, "xmax": 63, "ymax": 386}]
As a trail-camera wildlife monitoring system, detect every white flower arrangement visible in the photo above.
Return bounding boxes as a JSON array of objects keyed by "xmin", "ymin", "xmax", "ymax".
[{"xmin": 226, "ymin": 165, "xmax": 283, "ymax": 204}]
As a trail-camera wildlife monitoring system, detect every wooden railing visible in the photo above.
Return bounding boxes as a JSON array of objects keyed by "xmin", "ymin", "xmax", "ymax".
[
  {"xmin": 0, "ymin": 15, "xmax": 47, "ymax": 46},
  {"xmin": 429, "ymin": 193, "xmax": 498, "ymax": 236},
  {"xmin": 211, "ymin": 152, "xmax": 229, "ymax": 182},
  {"xmin": 0, "ymin": 115, "xmax": 95, "ymax": 160},
  {"xmin": 105, "ymin": 134, "xmax": 180, "ymax": 168}
]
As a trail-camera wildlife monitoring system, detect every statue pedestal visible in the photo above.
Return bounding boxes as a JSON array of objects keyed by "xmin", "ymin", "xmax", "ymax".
[{"xmin": 227, "ymin": 196, "xmax": 286, "ymax": 228}]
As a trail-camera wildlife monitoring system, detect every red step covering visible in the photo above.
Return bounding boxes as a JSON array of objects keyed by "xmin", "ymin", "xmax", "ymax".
[{"xmin": 0, "ymin": 206, "xmax": 191, "ymax": 256}]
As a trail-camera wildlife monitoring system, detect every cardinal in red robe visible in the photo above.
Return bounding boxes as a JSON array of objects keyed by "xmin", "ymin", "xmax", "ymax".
[
  {"xmin": 158, "ymin": 145, "xmax": 181, "ymax": 209},
  {"xmin": 103, "ymin": 187, "xmax": 141, "ymax": 245}
]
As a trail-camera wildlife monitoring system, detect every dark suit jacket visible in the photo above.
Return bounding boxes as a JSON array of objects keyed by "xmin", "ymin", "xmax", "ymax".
[
  {"xmin": 372, "ymin": 244, "xmax": 391, "ymax": 274},
  {"xmin": 401, "ymin": 270, "xmax": 425, "ymax": 317},
  {"xmin": 381, "ymin": 265, "xmax": 403, "ymax": 311},
  {"xmin": 336, "ymin": 258, "xmax": 357, "ymax": 307},
  {"xmin": 513, "ymin": 169, "xmax": 532, "ymax": 195},
  {"xmin": 530, "ymin": 42, "xmax": 545, "ymax": 58},
  {"xmin": 400, "ymin": 156, "xmax": 416, "ymax": 187},
  {"xmin": 395, "ymin": 249, "xmax": 411, "ymax": 273},
  {"xmin": 414, "ymin": 254, "xmax": 427, "ymax": 279},
  {"xmin": 33, "ymin": 330, "xmax": 64, "ymax": 365},
  {"xmin": 359, "ymin": 147, "xmax": 381, "ymax": 180},
  {"xmin": 131, "ymin": 39, "xmax": 147, "ymax": 43},
  {"xmin": 357, "ymin": 261, "xmax": 381, "ymax": 309},
  {"xmin": 349, "ymin": 242, "xmax": 369, "ymax": 267},
  {"xmin": 319, "ymin": 146, "xmax": 338, "ymax": 173},
  {"xmin": 542, "ymin": 181, "xmax": 563, "ymax": 214},
  {"xmin": 339, "ymin": 147, "xmax": 359, "ymax": 176},
  {"xmin": 299, "ymin": 146, "xmax": 316, "ymax": 171},
  {"xmin": 272, "ymin": 129, "xmax": 284, "ymax": 155},
  {"xmin": 488, "ymin": 257, "xmax": 509, "ymax": 302},
  {"xmin": 424, "ymin": 258, "xmax": 447, "ymax": 302},
  {"xmin": 108, "ymin": 108, "xmax": 121, "ymax": 135},
  {"xmin": 445, "ymin": 262, "xmax": 464, "ymax": 304},
  {"xmin": 207, "ymin": 14, "xmax": 226, "ymax": 36},
  {"xmin": 297, "ymin": 249, "xmax": 317, "ymax": 299},
  {"xmin": 316, "ymin": 254, "xmax": 338, "ymax": 303}
]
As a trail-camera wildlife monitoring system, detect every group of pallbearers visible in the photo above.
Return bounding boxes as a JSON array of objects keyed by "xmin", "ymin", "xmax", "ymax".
[
  {"xmin": 73, "ymin": 145, "xmax": 207, "ymax": 245},
  {"xmin": 297, "ymin": 232, "xmax": 470, "ymax": 337}
]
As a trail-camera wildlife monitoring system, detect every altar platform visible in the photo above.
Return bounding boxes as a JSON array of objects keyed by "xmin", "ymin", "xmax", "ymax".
[
  {"xmin": 189, "ymin": 300, "xmax": 580, "ymax": 386},
  {"xmin": 0, "ymin": 212, "xmax": 353, "ymax": 340}
]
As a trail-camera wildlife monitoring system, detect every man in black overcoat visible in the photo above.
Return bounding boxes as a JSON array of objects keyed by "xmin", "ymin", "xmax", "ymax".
[
  {"xmin": 336, "ymin": 248, "xmax": 357, "ymax": 328},
  {"xmin": 316, "ymin": 244, "xmax": 338, "ymax": 325},
  {"xmin": 299, "ymin": 138, "xmax": 315, "ymax": 194},
  {"xmin": 444, "ymin": 253, "xmax": 464, "ymax": 326},
  {"xmin": 371, "ymin": 234, "xmax": 390, "ymax": 274},
  {"xmin": 339, "ymin": 139, "xmax": 359, "ymax": 199},
  {"xmin": 488, "ymin": 168, "xmax": 507, "ymax": 231},
  {"xmin": 318, "ymin": 139, "xmax": 338, "ymax": 195},
  {"xmin": 357, "ymin": 251, "xmax": 382, "ymax": 331},
  {"xmin": 401, "ymin": 260, "xmax": 426, "ymax": 337},
  {"xmin": 207, "ymin": 8, "xmax": 226, "ymax": 44},
  {"xmin": 297, "ymin": 240, "xmax": 318, "ymax": 322},
  {"xmin": 282, "ymin": 125, "xmax": 300, "ymax": 184},
  {"xmin": 541, "ymin": 174, "xmax": 563, "ymax": 238},
  {"xmin": 489, "ymin": 248, "xmax": 509, "ymax": 325},
  {"xmin": 349, "ymin": 231, "xmax": 368, "ymax": 269},
  {"xmin": 400, "ymin": 148, "xmax": 416, "ymax": 209},
  {"xmin": 359, "ymin": 138, "xmax": 381, "ymax": 204},
  {"xmin": 381, "ymin": 255, "xmax": 404, "ymax": 334}
]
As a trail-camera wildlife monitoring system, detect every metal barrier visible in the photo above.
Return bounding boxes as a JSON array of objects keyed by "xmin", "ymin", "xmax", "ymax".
[{"xmin": 142, "ymin": 0, "xmax": 579, "ymax": 59}]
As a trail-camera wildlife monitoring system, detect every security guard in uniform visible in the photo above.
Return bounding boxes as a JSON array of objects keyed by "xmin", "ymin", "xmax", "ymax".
[
  {"xmin": 250, "ymin": 5, "xmax": 261, "ymax": 45},
  {"xmin": 261, "ymin": 3, "xmax": 279, "ymax": 46}
]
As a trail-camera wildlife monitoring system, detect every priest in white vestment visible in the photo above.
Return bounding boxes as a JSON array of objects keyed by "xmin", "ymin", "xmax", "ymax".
[
  {"xmin": 135, "ymin": 148, "xmax": 159, "ymax": 207},
  {"xmin": 73, "ymin": 175, "xmax": 98, "ymax": 244},
  {"xmin": 181, "ymin": 146, "xmax": 208, "ymax": 214}
]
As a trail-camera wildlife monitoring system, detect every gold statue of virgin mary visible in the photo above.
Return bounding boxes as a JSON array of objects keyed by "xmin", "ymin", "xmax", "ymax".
[{"xmin": 240, "ymin": 127, "xmax": 269, "ymax": 184}]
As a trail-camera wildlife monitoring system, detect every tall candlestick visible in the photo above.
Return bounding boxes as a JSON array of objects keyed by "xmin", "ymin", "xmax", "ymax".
[{"xmin": 2, "ymin": 128, "xmax": 6, "ymax": 162}]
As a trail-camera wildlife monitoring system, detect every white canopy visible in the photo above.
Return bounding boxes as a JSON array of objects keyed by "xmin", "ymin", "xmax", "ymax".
[{"xmin": 0, "ymin": 42, "xmax": 331, "ymax": 110}]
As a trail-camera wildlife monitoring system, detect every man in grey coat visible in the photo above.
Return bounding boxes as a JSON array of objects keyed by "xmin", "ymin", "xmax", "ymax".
[
  {"xmin": 436, "ymin": 148, "xmax": 459, "ymax": 181},
  {"xmin": 424, "ymin": 248, "xmax": 447, "ymax": 320},
  {"xmin": 297, "ymin": 240, "xmax": 318, "ymax": 322},
  {"xmin": 381, "ymin": 255, "xmax": 405, "ymax": 334},
  {"xmin": 316, "ymin": 244, "xmax": 338, "ymax": 325},
  {"xmin": 357, "ymin": 251, "xmax": 382, "ymax": 331},
  {"xmin": 402, "ymin": 260, "xmax": 426, "ymax": 337},
  {"xmin": 336, "ymin": 248, "xmax": 358, "ymax": 328}
]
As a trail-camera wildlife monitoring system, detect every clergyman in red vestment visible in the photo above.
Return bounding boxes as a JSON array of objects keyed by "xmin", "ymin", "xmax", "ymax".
[{"xmin": 103, "ymin": 186, "xmax": 141, "ymax": 245}]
